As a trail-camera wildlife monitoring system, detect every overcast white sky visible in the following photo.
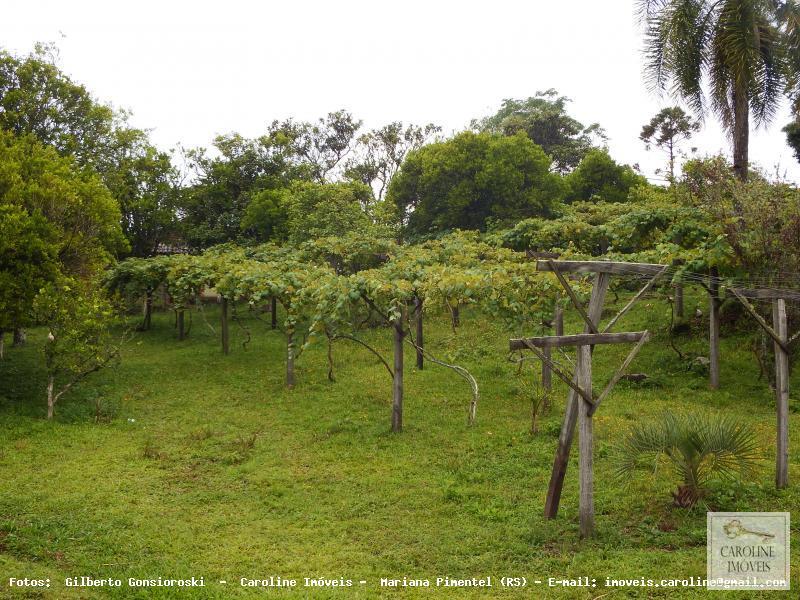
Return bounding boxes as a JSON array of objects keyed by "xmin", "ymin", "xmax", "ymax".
[{"xmin": 3, "ymin": 0, "xmax": 798, "ymax": 183}]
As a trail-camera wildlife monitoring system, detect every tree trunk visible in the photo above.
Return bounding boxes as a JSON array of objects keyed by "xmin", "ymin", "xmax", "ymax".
[
  {"xmin": 415, "ymin": 297, "xmax": 424, "ymax": 370},
  {"xmin": 220, "ymin": 297, "xmax": 230, "ymax": 355},
  {"xmin": 451, "ymin": 305, "xmax": 460, "ymax": 328},
  {"xmin": 47, "ymin": 375, "xmax": 55, "ymax": 420},
  {"xmin": 286, "ymin": 328, "xmax": 295, "ymax": 389},
  {"xmin": 271, "ymin": 297, "xmax": 277, "ymax": 330},
  {"xmin": 177, "ymin": 310, "xmax": 185, "ymax": 341},
  {"xmin": 773, "ymin": 299, "xmax": 789, "ymax": 489},
  {"xmin": 0, "ymin": 331, "xmax": 4, "ymax": 360},
  {"xmin": 709, "ymin": 270, "xmax": 721, "ymax": 390},
  {"xmin": 577, "ymin": 344, "xmax": 594, "ymax": 539},
  {"xmin": 13, "ymin": 328, "xmax": 26, "ymax": 346},
  {"xmin": 668, "ymin": 139, "xmax": 675, "ymax": 183},
  {"xmin": 142, "ymin": 292, "xmax": 153, "ymax": 331},
  {"xmin": 732, "ymin": 87, "xmax": 750, "ymax": 182},
  {"xmin": 392, "ymin": 312, "xmax": 405, "ymax": 433}
]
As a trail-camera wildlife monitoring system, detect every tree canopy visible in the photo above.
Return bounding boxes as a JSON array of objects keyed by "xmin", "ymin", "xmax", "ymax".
[
  {"xmin": 472, "ymin": 89, "xmax": 606, "ymax": 172},
  {"xmin": 388, "ymin": 131, "xmax": 565, "ymax": 236}
]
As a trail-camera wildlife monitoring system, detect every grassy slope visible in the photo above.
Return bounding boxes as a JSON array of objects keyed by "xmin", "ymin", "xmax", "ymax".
[{"xmin": 0, "ymin": 290, "xmax": 797, "ymax": 599}]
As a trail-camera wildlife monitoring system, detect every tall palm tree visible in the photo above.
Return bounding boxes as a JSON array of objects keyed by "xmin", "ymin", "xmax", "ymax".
[{"xmin": 639, "ymin": 0, "xmax": 787, "ymax": 181}]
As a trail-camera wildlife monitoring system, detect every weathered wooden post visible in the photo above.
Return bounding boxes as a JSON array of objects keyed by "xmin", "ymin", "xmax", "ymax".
[
  {"xmin": 729, "ymin": 287, "xmax": 795, "ymax": 490},
  {"xmin": 674, "ymin": 281, "xmax": 684, "ymax": 318},
  {"xmin": 286, "ymin": 327, "xmax": 295, "ymax": 389},
  {"xmin": 576, "ymin": 342, "xmax": 593, "ymax": 538},
  {"xmin": 271, "ymin": 297, "xmax": 277, "ymax": 330},
  {"xmin": 510, "ymin": 329, "xmax": 651, "ymax": 538},
  {"xmin": 142, "ymin": 291, "xmax": 153, "ymax": 331},
  {"xmin": 415, "ymin": 297, "xmax": 424, "ymax": 370},
  {"xmin": 392, "ymin": 308, "xmax": 406, "ymax": 432},
  {"xmin": 220, "ymin": 297, "xmax": 230, "ymax": 355},
  {"xmin": 709, "ymin": 270, "xmax": 721, "ymax": 389},
  {"xmin": 542, "ymin": 305, "xmax": 564, "ymax": 400},
  {"xmin": 543, "ymin": 271, "xmax": 609, "ymax": 519},
  {"xmin": 533, "ymin": 260, "xmax": 667, "ymax": 520},
  {"xmin": 773, "ymin": 298, "xmax": 789, "ymax": 488}
]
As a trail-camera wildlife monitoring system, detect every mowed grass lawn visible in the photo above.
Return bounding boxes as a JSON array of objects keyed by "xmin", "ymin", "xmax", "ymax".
[{"xmin": 0, "ymin": 290, "xmax": 798, "ymax": 599}]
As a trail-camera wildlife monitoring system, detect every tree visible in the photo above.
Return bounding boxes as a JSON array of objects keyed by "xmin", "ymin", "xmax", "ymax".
[
  {"xmin": 388, "ymin": 131, "xmax": 565, "ymax": 236},
  {"xmin": 640, "ymin": 106, "xmax": 700, "ymax": 181},
  {"xmin": 102, "ymin": 128, "xmax": 180, "ymax": 257},
  {"xmin": 0, "ymin": 44, "xmax": 116, "ymax": 169},
  {"xmin": 638, "ymin": 0, "xmax": 788, "ymax": 181},
  {"xmin": 0, "ymin": 131, "xmax": 126, "ymax": 276},
  {"xmin": 472, "ymin": 89, "xmax": 606, "ymax": 172},
  {"xmin": 0, "ymin": 205, "xmax": 59, "ymax": 354},
  {"xmin": 565, "ymin": 149, "xmax": 647, "ymax": 203},
  {"xmin": 0, "ymin": 45, "xmax": 180, "ymax": 254},
  {"xmin": 265, "ymin": 110, "xmax": 362, "ymax": 182},
  {"xmin": 34, "ymin": 279, "xmax": 121, "ymax": 419},
  {"xmin": 784, "ymin": 119, "xmax": 800, "ymax": 163},
  {"xmin": 180, "ymin": 133, "xmax": 300, "ymax": 248},
  {"xmin": 284, "ymin": 181, "xmax": 373, "ymax": 244},
  {"xmin": 240, "ymin": 188, "xmax": 290, "ymax": 243},
  {"xmin": 345, "ymin": 122, "xmax": 441, "ymax": 201}
]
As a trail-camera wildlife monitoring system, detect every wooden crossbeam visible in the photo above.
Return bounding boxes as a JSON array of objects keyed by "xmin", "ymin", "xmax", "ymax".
[
  {"xmin": 537, "ymin": 260, "xmax": 666, "ymax": 276},
  {"xmin": 547, "ymin": 260, "xmax": 599, "ymax": 334},
  {"xmin": 510, "ymin": 331, "xmax": 649, "ymax": 350},
  {"xmin": 730, "ymin": 287, "xmax": 800, "ymax": 301}
]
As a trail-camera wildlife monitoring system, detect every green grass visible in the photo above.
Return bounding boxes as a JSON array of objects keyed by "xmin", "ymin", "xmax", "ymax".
[{"xmin": 0, "ymin": 291, "xmax": 798, "ymax": 599}]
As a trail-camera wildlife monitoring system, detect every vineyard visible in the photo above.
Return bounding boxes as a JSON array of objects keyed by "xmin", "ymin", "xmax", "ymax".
[{"xmin": 3, "ymin": 4, "xmax": 800, "ymax": 595}]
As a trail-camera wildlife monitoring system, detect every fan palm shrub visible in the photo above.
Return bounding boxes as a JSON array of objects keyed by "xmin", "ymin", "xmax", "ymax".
[{"xmin": 615, "ymin": 412, "xmax": 759, "ymax": 507}]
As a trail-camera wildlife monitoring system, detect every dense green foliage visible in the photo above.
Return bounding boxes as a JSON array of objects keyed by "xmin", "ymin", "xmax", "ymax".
[
  {"xmin": 472, "ymin": 89, "xmax": 605, "ymax": 172},
  {"xmin": 616, "ymin": 412, "xmax": 759, "ymax": 506},
  {"xmin": 564, "ymin": 149, "xmax": 648, "ymax": 204},
  {"xmin": 388, "ymin": 131, "xmax": 566, "ymax": 235},
  {"xmin": 0, "ymin": 45, "xmax": 180, "ymax": 256}
]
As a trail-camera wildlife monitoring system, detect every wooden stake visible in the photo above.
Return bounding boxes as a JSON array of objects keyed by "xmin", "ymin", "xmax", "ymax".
[
  {"xmin": 577, "ymin": 344, "xmax": 594, "ymax": 538},
  {"xmin": 708, "ymin": 269, "xmax": 722, "ymax": 389},
  {"xmin": 286, "ymin": 328, "xmax": 295, "ymax": 389},
  {"xmin": 709, "ymin": 288, "xmax": 721, "ymax": 390},
  {"xmin": 773, "ymin": 299, "xmax": 789, "ymax": 489},
  {"xmin": 392, "ymin": 310, "xmax": 405, "ymax": 432},
  {"xmin": 674, "ymin": 281, "xmax": 684, "ymax": 318},
  {"xmin": 544, "ymin": 272, "xmax": 609, "ymax": 519},
  {"xmin": 220, "ymin": 297, "xmax": 230, "ymax": 355},
  {"xmin": 542, "ymin": 305, "xmax": 563, "ymax": 403},
  {"xmin": 177, "ymin": 310, "xmax": 185, "ymax": 341},
  {"xmin": 415, "ymin": 297, "xmax": 424, "ymax": 370}
]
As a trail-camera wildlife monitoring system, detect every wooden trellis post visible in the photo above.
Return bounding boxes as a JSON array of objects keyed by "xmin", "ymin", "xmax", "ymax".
[
  {"xmin": 542, "ymin": 305, "xmax": 563, "ymax": 399},
  {"xmin": 220, "ymin": 297, "xmax": 230, "ymax": 355},
  {"xmin": 511, "ymin": 330, "xmax": 651, "ymax": 537},
  {"xmin": 729, "ymin": 287, "xmax": 800, "ymax": 489},
  {"xmin": 532, "ymin": 260, "xmax": 666, "ymax": 524}
]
